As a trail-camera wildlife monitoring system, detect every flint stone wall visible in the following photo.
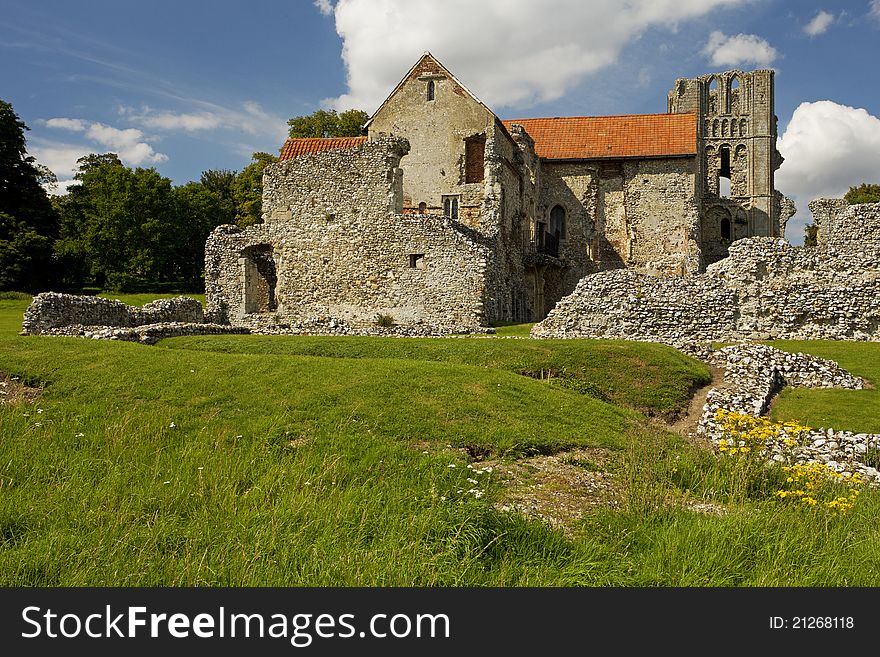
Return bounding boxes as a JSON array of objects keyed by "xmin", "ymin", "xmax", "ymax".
[
  {"xmin": 697, "ymin": 344, "xmax": 880, "ymax": 486},
  {"xmin": 809, "ymin": 199, "xmax": 880, "ymax": 248},
  {"xmin": 22, "ymin": 293, "xmax": 204, "ymax": 335},
  {"xmin": 532, "ymin": 233, "xmax": 880, "ymax": 342},
  {"xmin": 205, "ymin": 138, "xmax": 489, "ymax": 331}
]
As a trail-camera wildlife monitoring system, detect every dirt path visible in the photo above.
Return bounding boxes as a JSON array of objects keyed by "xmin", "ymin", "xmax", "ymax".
[{"xmin": 668, "ymin": 363, "xmax": 724, "ymax": 444}]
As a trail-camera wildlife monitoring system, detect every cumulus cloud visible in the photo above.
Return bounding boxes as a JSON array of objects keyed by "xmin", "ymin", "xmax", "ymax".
[
  {"xmin": 43, "ymin": 117, "xmax": 167, "ymax": 166},
  {"xmin": 871, "ymin": 0, "xmax": 880, "ymax": 21},
  {"xmin": 318, "ymin": 0, "xmax": 750, "ymax": 112},
  {"xmin": 803, "ymin": 10, "xmax": 835, "ymax": 36},
  {"xmin": 776, "ymin": 100, "xmax": 880, "ymax": 236},
  {"xmin": 702, "ymin": 31, "xmax": 777, "ymax": 68},
  {"xmin": 28, "ymin": 139, "xmax": 91, "ymax": 194}
]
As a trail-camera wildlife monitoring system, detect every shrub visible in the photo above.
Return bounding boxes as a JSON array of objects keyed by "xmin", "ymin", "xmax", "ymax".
[
  {"xmin": 0, "ymin": 291, "xmax": 32, "ymax": 300},
  {"xmin": 375, "ymin": 313, "xmax": 395, "ymax": 327}
]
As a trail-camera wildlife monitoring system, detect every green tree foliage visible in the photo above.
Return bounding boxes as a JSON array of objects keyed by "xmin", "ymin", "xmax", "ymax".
[
  {"xmin": 73, "ymin": 153, "xmax": 123, "ymax": 179},
  {"xmin": 287, "ymin": 108, "xmax": 368, "ymax": 138},
  {"xmin": 199, "ymin": 169, "xmax": 237, "ymax": 225},
  {"xmin": 54, "ymin": 154, "xmax": 228, "ymax": 291},
  {"xmin": 233, "ymin": 152, "xmax": 277, "ymax": 227},
  {"xmin": 844, "ymin": 183, "xmax": 880, "ymax": 205},
  {"xmin": 0, "ymin": 99, "xmax": 59, "ymax": 291},
  {"xmin": 804, "ymin": 222, "xmax": 818, "ymax": 247}
]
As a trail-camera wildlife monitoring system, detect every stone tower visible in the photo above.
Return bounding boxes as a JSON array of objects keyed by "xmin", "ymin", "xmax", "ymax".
[{"xmin": 668, "ymin": 70, "xmax": 783, "ymax": 264}]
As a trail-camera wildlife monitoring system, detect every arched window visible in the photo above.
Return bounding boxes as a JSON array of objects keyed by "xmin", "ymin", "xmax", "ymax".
[
  {"xmin": 721, "ymin": 216, "xmax": 732, "ymax": 242},
  {"xmin": 718, "ymin": 145, "xmax": 731, "ymax": 198},
  {"xmin": 426, "ymin": 80, "xmax": 435, "ymax": 101},
  {"xmin": 729, "ymin": 75, "xmax": 740, "ymax": 114},
  {"xmin": 708, "ymin": 77, "xmax": 719, "ymax": 114},
  {"xmin": 550, "ymin": 204, "xmax": 566, "ymax": 241},
  {"xmin": 418, "ymin": 202, "xmax": 427, "ymax": 214}
]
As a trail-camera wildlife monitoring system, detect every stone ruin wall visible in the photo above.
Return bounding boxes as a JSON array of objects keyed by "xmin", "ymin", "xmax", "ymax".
[
  {"xmin": 205, "ymin": 138, "xmax": 490, "ymax": 332},
  {"xmin": 21, "ymin": 293, "xmax": 204, "ymax": 335},
  {"xmin": 619, "ymin": 157, "xmax": 702, "ymax": 276},
  {"xmin": 809, "ymin": 199, "xmax": 880, "ymax": 248},
  {"xmin": 532, "ymin": 200, "xmax": 880, "ymax": 343}
]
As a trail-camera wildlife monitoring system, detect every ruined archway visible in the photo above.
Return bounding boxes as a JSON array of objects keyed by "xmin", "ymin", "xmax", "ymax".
[{"xmin": 241, "ymin": 244, "xmax": 278, "ymax": 314}]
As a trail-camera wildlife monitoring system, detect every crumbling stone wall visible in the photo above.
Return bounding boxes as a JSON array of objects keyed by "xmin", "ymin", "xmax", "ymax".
[
  {"xmin": 532, "ymin": 234, "xmax": 880, "ymax": 342},
  {"xmin": 205, "ymin": 138, "xmax": 490, "ymax": 331},
  {"xmin": 810, "ymin": 199, "xmax": 880, "ymax": 248},
  {"xmin": 21, "ymin": 293, "xmax": 204, "ymax": 335}
]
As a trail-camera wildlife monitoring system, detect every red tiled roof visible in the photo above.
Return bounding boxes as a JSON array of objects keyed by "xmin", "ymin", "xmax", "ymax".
[
  {"xmin": 501, "ymin": 113, "xmax": 697, "ymax": 160},
  {"xmin": 279, "ymin": 136, "xmax": 367, "ymax": 160}
]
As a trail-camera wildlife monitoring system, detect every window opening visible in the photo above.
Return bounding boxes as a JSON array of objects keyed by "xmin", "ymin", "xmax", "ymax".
[{"xmin": 442, "ymin": 195, "xmax": 459, "ymax": 220}]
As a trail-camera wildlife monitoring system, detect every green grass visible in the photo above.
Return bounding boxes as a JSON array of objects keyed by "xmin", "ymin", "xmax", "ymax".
[
  {"xmin": 490, "ymin": 321, "xmax": 535, "ymax": 338},
  {"xmin": 98, "ymin": 291, "xmax": 206, "ymax": 307},
  {"xmin": 161, "ymin": 333, "xmax": 708, "ymax": 420},
  {"xmin": 766, "ymin": 340, "xmax": 880, "ymax": 433},
  {"xmin": 1, "ymin": 296, "xmax": 879, "ymax": 586}
]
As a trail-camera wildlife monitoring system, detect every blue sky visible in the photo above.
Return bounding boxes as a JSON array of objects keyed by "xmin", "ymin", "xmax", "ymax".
[{"xmin": 2, "ymin": 0, "xmax": 879, "ymax": 243}]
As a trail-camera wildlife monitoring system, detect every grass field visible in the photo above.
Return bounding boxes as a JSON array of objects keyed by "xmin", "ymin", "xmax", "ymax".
[
  {"xmin": 767, "ymin": 340, "xmax": 880, "ymax": 433},
  {"xmin": 2, "ymin": 294, "xmax": 879, "ymax": 586}
]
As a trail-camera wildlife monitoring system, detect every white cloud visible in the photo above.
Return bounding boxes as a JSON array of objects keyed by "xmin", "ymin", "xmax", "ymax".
[
  {"xmin": 28, "ymin": 139, "xmax": 91, "ymax": 195},
  {"xmin": 314, "ymin": 0, "xmax": 334, "ymax": 16},
  {"xmin": 702, "ymin": 31, "xmax": 777, "ymax": 68},
  {"xmin": 871, "ymin": 0, "xmax": 880, "ymax": 21},
  {"xmin": 319, "ymin": 0, "xmax": 751, "ymax": 112},
  {"xmin": 803, "ymin": 10, "xmax": 835, "ymax": 36},
  {"xmin": 120, "ymin": 102, "xmax": 287, "ymax": 141},
  {"xmin": 776, "ymin": 100, "xmax": 880, "ymax": 238},
  {"xmin": 43, "ymin": 117, "xmax": 167, "ymax": 166},
  {"xmin": 131, "ymin": 110, "xmax": 222, "ymax": 132},
  {"xmin": 44, "ymin": 118, "xmax": 88, "ymax": 131}
]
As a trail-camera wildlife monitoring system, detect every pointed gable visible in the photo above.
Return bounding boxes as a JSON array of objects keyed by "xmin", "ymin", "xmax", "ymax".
[{"xmin": 365, "ymin": 52, "xmax": 500, "ymax": 130}]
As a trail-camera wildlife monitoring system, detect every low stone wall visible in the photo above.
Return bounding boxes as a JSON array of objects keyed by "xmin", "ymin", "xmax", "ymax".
[
  {"xmin": 532, "ymin": 234, "xmax": 880, "ymax": 342},
  {"xmin": 37, "ymin": 322, "xmax": 249, "ymax": 345},
  {"xmin": 697, "ymin": 344, "xmax": 880, "ymax": 486},
  {"xmin": 21, "ymin": 293, "xmax": 204, "ymax": 335}
]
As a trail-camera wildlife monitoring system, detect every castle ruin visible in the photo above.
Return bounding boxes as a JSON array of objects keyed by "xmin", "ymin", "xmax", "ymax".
[{"xmin": 205, "ymin": 53, "xmax": 796, "ymax": 332}]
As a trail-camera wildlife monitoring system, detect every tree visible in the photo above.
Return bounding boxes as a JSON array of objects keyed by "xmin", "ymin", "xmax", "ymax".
[
  {"xmin": 844, "ymin": 183, "xmax": 880, "ymax": 205},
  {"xmin": 54, "ymin": 158, "xmax": 179, "ymax": 290},
  {"xmin": 171, "ymin": 182, "xmax": 229, "ymax": 287},
  {"xmin": 198, "ymin": 169, "xmax": 237, "ymax": 225},
  {"xmin": 287, "ymin": 108, "xmax": 368, "ymax": 138},
  {"xmin": 73, "ymin": 153, "xmax": 123, "ymax": 179},
  {"xmin": 233, "ymin": 152, "xmax": 277, "ymax": 227},
  {"xmin": 0, "ymin": 99, "xmax": 59, "ymax": 291},
  {"xmin": 804, "ymin": 222, "xmax": 818, "ymax": 247}
]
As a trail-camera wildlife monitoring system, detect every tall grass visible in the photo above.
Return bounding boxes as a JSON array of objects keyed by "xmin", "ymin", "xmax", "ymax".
[{"xmin": 1, "ymin": 297, "xmax": 879, "ymax": 586}]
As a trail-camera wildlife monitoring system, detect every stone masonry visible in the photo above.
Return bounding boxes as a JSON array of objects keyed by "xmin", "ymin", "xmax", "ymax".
[
  {"xmin": 22, "ymin": 293, "xmax": 205, "ymax": 334},
  {"xmin": 697, "ymin": 344, "xmax": 880, "ymax": 486},
  {"xmin": 205, "ymin": 137, "xmax": 491, "ymax": 332},
  {"xmin": 20, "ymin": 292, "xmax": 246, "ymax": 344},
  {"xmin": 204, "ymin": 53, "xmax": 793, "ymax": 332},
  {"xmin": 532, "ymin": 201, "xmax": 880, "ymax": 343}
]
